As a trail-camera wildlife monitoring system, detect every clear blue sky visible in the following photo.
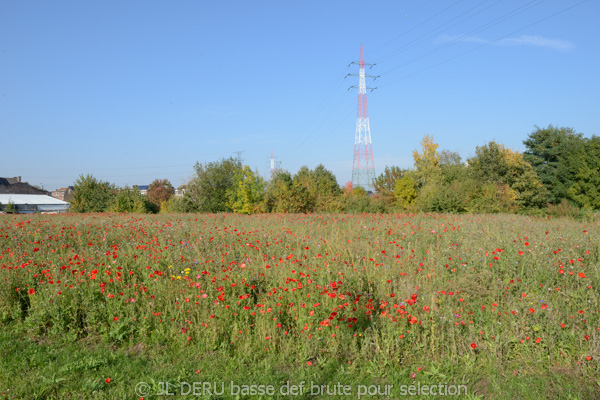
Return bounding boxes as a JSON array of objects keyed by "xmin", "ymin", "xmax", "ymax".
[{"xmin": 2, "ymin": 0, "xmax": 598, "ymax": 190}]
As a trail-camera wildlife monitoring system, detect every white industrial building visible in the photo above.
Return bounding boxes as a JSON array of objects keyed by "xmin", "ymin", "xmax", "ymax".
[{"xmin": 0, "ymin": 194, "xmax": 70, "ymax": 214}]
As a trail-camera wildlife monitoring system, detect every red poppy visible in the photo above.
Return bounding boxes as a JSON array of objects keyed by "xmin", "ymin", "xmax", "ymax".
[
  {"xmin": 28, "ymin": 288, "xmax": 35, "ymax": 295},
  {"xmin": 470, "ymin": 343, "xmax": 477, "ymax": 349}
]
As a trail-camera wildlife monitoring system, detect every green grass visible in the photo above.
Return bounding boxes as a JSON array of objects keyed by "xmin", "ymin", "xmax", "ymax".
[{"xmin": 1, "ymin": 212, "xmax": 600, "ymax": 399}]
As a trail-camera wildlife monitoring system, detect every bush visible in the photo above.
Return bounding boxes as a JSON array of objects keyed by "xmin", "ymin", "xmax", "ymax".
[{"xmin": 546, "ymin": 198, "xmax": 580, "ymax": 219}]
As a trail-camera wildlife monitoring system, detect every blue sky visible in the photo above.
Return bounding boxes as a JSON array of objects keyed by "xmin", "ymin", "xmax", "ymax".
[{"xmin": 1, "ymin": 0, "xmax": 598, "ymax": 190}]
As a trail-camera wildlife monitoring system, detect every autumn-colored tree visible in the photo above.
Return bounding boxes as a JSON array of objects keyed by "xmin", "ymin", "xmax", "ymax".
[
  {"xmin": 412, "ymin": 135, "xmax": 442, "ymax": 187},
  {"xmin": 147, "ymin": 179, "xmax": 175, "ymax": 209},
  {"xmin": 228, "ymin": 166, "xmax": 265, "ymax": 214}
]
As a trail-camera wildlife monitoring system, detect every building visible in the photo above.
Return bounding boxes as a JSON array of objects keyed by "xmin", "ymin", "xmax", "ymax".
[
  {"xmin": 0, "ymin": 177, "xmax": 48, "ymax": 195},
  {"xmin": 51, "ymin": 186, "xmax": 74, "ymax": 202},
  {"xmin": 175, "ymin": 185, "xmax": 187, "ymax": 197},
  {"xmin": 0, "ymin": 194, "xmax": 70, "ymax": 214},
  {"xmin": 136, "ymin": 185, "xmax": 149, "ymax": 196}
]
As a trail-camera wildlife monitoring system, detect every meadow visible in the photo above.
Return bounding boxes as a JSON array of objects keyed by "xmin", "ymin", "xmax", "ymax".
[{"xmin": 1, "ymin": 212, "xmax": 599, "ymax": 399}]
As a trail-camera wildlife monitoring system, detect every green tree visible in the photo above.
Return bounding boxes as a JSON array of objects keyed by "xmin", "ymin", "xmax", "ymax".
[
  {"xmin": 108, "ymin": 187, "xmax": 153, "ymax": 213},
  {"xmin": 186, "ymin": 158, "xmax": 242, "ymax": 213},
  {"xmin": 147, "ymin": 179, "xmax": 174, "ymax": 209},
  {"xmin": 228, "ymin": 166, "xmax": 265, "ymax": 214},
  {"xmin": 439, "ymin": 150, "xmax": 467, "ymax": 184},
  {"xmin": 291, "ymin": 164, "xmax": 340, "ymax": 212},
  {"xmin": 2, "ymin": 200, "xmax": 16, "ymax": 214},
  {"xmin": 309, "ymin": 164, "xmax": 341, "ymax": 212},
  {"xmin": 394, "ymin": 174, "xmax": 417, "ymax": 210},
  {"xmin": 468, "ymin": 141, "xmax": 547, "ymax": 211},
  {"xmin": 70, "ymin": 174, "xmax": 116, "ymax": 213},
  {"xmin": 264, "ymin": 169, "xmax": 295, "ymax": 213},
  {"xmin": 523, "ymin": 125, "xmax": 584, "ymax": 204},
  {"xmin": 564, "ymin": 135, "xmax": 600, "ymax": 210},
  {"xmin": 160, "ymin": 196, "xmax": 195, "ymax": 213},
  {"xmin": 412, "ymin": 135, "xmax": 442, "ymax": 187},
  {"xmin": 373, "ymin": 166, "xmax": 408, "ymax": 205},
  {"xmin": 339, "ymin": 182, "xmax": 380, "ymax": 213}
]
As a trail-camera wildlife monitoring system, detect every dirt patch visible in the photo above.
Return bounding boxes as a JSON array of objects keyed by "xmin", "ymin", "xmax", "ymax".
[{"xmin": 472, "ymin": 377, "xmax": 491, "ymax": 399}]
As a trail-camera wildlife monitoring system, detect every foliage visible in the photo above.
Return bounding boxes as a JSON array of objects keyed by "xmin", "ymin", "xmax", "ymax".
[
  {"xmin": 263, "ymin": 169, "xmax": 296, "ymax": 213},
  {"xmin": 393, "ymin": 174, "xmax": 418, "ymax": 210},
  {"xmin": 263, "ymin": 165, "xmax": 341, "ymax": 213},
  {"xmin": 186, "ymin": 158, "xmax": 242, "ymax": 213},
  {"xmin": 108, "ymin": 187, "xmax": 154, "ymax": 213},
  {"xmin": 159, "ymin": 195, "xmax": 195, "ymax": 213},
  {"xmin": 2, "ymin": 200, "xmax": 16, "ymax": 214},
  {"xmin": 439, "ymin": 150, "xmax": 467, "ymax": 184},
  {"xmin": 412, "ymin": 135, "xmax": 442, "ymax": 187},
  {"xmin": 372, "ymin": 166, "xmax": 408, "ymax": 205},
  {"xmin": 70, "ymin": 174, "xmax": 116, "ymax": 213},
  {"xmin": 338, "ymin": 182, "xmax": 385, "ymax": 213},
  {"xmin": 228, "ymin": 166, "xmax": 265, "ymax": 214},
  {"xmin": 468, "ymin": 141, "xmax": 548, "ymax": 212},
  {"xmin": 293, "ymin": 164, "xmax": 341, "ymax": 212},
  {"xmin": 523, "ymin": 125, "xmax": 584, "ymax": 204},
  {"xmin": 147, "ymin": 179, "xmax": 175, "ymax": 209}
]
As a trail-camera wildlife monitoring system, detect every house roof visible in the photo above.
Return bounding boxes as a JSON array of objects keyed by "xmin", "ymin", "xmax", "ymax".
[
  {"xmin": 0, "ymin": 182, "xmax": 48, "ymax": 195},
  {"xmin": 0, "ymin": 194, "xmax": 70, "ymax": 205},
  {"xmin": 0, "ymin": 177, "xmax": 21, "ymax": 185}
]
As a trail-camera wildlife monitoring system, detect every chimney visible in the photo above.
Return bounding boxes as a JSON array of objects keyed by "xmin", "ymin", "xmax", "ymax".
[{"xmin": 17, "ymin": 176, "xmax": 21, "ymax": 182}]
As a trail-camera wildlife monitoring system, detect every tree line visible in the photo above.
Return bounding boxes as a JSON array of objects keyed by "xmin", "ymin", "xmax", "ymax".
[{"xmin": 70, "ymin": 125, "xmax": 600, "ymax": 217}]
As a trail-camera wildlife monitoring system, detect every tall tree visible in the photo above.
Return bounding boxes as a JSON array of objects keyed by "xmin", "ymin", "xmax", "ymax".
[
  {"xmin": 264, "ymin": 169, "xmax": 295, "ymax": 213},
  {"xmin": 439, "ymin": 150, "xmax": 467, "ymax": 184},
  {"xmin": 147, "ymin": 179, "xmax": 174, "ymax": 209},
  {"xmin": 293, "ymin": 164, "xmax": 341, "ymax": 212},
  {"xmin": 228, "ymin": 166, "xmax": 265, "ymax": 214},
  {"xmin": 186, "ymin": 158, "xmax": 242, "ymax": 213},
  {"xmin": 373, "ymin": 166, "xmax": 408, "ymax": 205},
  {"xmin": 468, "ymin": 141, "xmax": 548, "ymax": 210},
  {"xmin": 564, "ymin": 135, "xmax": 600, "ymax": 209},
  {"xmin": 70, "ymin": 174, "xmax": 116, "ymax": 213},
  {"xmin": 412, "ymin": 135, "xmax": 442, "ymax": 187},
  {"xmin": 523, "ymin": 125, "xmax": 584, "ymax": 204},
  {"xmin": 394, "ymin": 174, "xmax": 417, "ymax": 210}
]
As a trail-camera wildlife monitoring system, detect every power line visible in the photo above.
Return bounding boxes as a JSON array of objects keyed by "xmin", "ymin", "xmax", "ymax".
[
  {"xmin": 379, "ymin": 0, "xmax": 589, "ymax": 88},
  {"xmin": 378, "ymin": 0, "xmax": 547, "ymax": 76},
  {"xmin": 370, "ymin": 0, "xmax": 467, "ymax": 58},
  {"xmin": 373, "ymin": 0, "xmax": 505, "ymax": 64}
]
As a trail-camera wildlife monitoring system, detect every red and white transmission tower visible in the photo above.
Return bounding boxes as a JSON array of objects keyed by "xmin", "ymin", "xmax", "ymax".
[
  {"xmin": 348, "ymin": 44, "xmax": 378, "ymax": 191},
  {"xmin": 266, "ymin": 149, "xmax": 281, "ymax": 180}
]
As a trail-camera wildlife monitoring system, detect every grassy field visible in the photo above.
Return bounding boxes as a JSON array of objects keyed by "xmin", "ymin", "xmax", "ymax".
[{"xmin": 1, "ymin": 212, "xmax": 599, "ymax": 399}]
